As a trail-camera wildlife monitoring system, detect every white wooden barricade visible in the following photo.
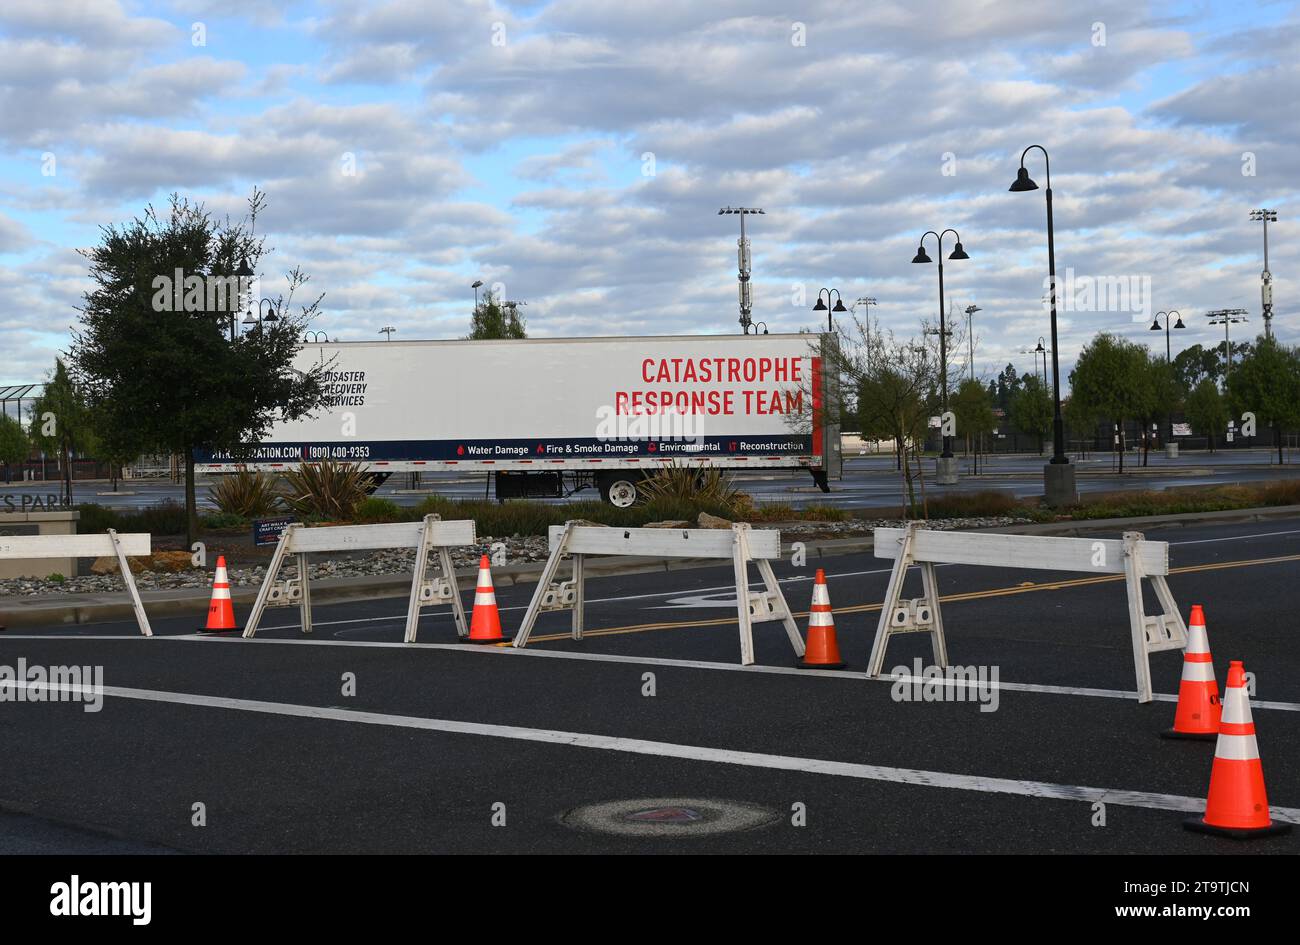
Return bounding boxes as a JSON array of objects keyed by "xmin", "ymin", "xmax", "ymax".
[
  {"xmin": 512, "ymin": 522, "xmax": 803, "ymax": 664},
  {"xmin": 0, "ymin": 531, "xmax": 153, "ymax": 636},
  {"xmin": 869, "ymin": 524, "xmax": 1187, "ymax": 702},
  {"xmin": 242, "ymin": 515, "xmax": 476, "ymax": 642}
]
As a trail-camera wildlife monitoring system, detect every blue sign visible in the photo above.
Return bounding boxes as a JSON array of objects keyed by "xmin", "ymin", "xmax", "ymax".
[{"xmin": 253, "ymin": 516, "xmax": 296, "ymax": 546}]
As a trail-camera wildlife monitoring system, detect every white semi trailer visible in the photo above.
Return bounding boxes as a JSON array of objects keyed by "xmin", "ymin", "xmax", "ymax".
[{"xmin": 197, "ymin": 333, "xmax": 842, "ymax": 506}]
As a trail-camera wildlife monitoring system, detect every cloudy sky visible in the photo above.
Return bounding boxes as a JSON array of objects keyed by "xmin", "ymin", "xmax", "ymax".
[{"xmin": 0, "ymin": 0, "xmax": 1294, "ymax": 387}]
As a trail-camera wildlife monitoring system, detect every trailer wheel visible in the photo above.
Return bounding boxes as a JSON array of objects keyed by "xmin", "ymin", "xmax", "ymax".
[{"xmin": 598, "ymin": 473, "xmax": 642, "ymax": 508}]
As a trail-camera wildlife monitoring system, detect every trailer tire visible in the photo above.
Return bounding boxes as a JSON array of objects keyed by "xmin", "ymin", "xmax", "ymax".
[{"xmin": 598, "ymin": 472, "xmax": 643, "ymax": 508}]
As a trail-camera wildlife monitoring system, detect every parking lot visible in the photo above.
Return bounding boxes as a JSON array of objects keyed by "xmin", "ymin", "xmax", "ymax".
[{"xmin": 0, "ymin": 516, "xmax": 1295, "ymax": 853}]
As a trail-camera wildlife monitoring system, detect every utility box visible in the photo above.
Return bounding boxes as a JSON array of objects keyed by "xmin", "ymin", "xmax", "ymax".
[{"xmin": 0, "ymin": 510, "xmax": 80, "ymax": 580}]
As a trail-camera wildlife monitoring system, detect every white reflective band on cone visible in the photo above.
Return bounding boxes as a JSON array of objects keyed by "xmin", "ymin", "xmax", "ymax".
[
  {"xmin": 1221, "ymin": 687, "xmax": 1253, "ymax": 725},
  {"xmin": 1180, "ymin": 661, "xmax": 1215, "ymax": 682},
  {"xmin": 809, "ymin": 611, "xmax": 834, "ymax": 627},
  {"xmin": 212, "ymin": 587, "xmax": 231, "ymax": 600},
  {"xmin": 474, "ymin": 593, "xmax": 497, "ymax": 606},
  {"xmin": 812, "ymin": 583, "xmax": 830, "ymax": 606},
  {"xmin": 1186, "ymin": 623, "xmax": 1210, "ymax": 653},
  {"xmin": 1214, "ymin": 732, "xmax": 1261, "ymax": 761}
]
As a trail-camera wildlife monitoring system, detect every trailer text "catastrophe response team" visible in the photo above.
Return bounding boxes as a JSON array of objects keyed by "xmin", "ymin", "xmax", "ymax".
[{"xmin": 616, "ymin": 356, "xmax": 808, "ymax": 416}]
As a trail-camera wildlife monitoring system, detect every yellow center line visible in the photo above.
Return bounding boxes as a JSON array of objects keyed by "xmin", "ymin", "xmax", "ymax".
[{"xmin": 515, "ymin": 552, "xmax": 1300, "ymax": 645}]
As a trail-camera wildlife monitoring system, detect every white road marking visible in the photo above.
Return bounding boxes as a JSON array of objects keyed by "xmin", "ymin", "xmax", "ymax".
[
  {"xmin": 1167, "ymin": 528, "xmax": 1300, "ymax": 546},
  {"xmin": 36, "ymin": 631, "xmax": 1292, "ymax": 713},
  {"xmin": 3, "ymin": 676, "xmax": 1295, "ymax": 824}
]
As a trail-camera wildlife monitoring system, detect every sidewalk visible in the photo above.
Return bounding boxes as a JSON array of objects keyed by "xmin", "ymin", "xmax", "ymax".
[{"xmin": 4, "ymin": 504, "xmax": 1297, "ymax": 630}]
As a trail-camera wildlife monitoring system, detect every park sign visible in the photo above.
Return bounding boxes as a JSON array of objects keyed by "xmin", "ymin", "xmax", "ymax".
[
  {"xmin": 1171, "ymin": 423, "xmax": 1192, "ymax": 437},
  {"xmin": 253, "ymin": 516, "xmax": 296, "ymax": 547}
]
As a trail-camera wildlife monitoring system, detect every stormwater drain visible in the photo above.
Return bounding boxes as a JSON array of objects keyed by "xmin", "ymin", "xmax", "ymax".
[{"xmin": 560, "ymin": 798, "xmax": 780, "ymax": 838}]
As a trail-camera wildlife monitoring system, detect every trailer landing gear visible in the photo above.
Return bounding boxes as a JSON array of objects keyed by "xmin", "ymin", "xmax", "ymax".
[{"xmin": 810, "ymin": 469, "xmax": 830, "ymax": 493}]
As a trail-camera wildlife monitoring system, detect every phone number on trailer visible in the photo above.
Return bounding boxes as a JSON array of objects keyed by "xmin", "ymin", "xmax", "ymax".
[{"xmin": 305, "ymin": 446, "xmax": 371, "ymax": 459}]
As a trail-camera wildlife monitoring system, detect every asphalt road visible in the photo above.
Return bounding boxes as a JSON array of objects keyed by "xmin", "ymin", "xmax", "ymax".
[
  {"xmin": 6, "ymin": 448, "xmax": 1300, "ymax": 511},
  {"xmin": 0, "ymin": 516, "xmax": 1296, "ymax": 853}
]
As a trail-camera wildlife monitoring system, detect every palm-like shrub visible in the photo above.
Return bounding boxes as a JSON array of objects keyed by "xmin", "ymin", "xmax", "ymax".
[
  {"xmin": 637, "ymin": 463, "xmax": 748, "ymax": 517},
  {"xmin": 279, "ymin": 461, "xmax": 370, "ymax": 521},
  {"xmin": 207, "ymin": 470, "xmax": 283, "ymax": 518}
]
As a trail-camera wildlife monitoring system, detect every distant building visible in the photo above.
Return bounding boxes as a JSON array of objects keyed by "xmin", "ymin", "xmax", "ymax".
[{"xmin": 0, "ymin": 384, "xmax": 43, "ymax": 430}]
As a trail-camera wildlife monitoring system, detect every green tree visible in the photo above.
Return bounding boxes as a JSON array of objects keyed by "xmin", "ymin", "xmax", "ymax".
[
  {"xmin": 1185, "ymin": 378, "xmax": 1228, "ymax": 452},
  {"xmin": 0, "ymin": 413, "xmax": 28, "ymax": 483},
  {"xmin": 1068, "ymin": 333, "xmax": 1153, "ymax": 473},
  {"xmin": 1226, "ymin": 336, "xmax": 1300, "ymax": 464},
  {"xmin": 951, "ymin": 377, "xmax": 995, "ymax": 469},
  {"xmin": 467, "ymin": 290, "xmax": 526, "ymax": 339},
  {"xmin": 28, "ymin": 359, "xmax": 93, "ymax": 505},
  {"xmin": 856, "ymin": 341, "xmax": 940, "ymax": 517},
  {"xmin": 1172, "ymin": 343, "xmax": 1220, "ymax": 391},
  {"xmin": 1009, "ymin": 374, "xmax": 1053, "ymax": 454},
  {"xmin": 69, "ymin": 191, "xmax": 332, "ymax": 544},
  {"xmin": 1142, "ymin": 355, "xmax": 1186, "ymax": 465}
]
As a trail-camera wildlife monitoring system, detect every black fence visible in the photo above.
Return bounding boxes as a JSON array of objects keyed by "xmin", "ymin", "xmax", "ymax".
[{"xmin": 1, "ymin": 459, "xmax": 113, "ymax": 484}]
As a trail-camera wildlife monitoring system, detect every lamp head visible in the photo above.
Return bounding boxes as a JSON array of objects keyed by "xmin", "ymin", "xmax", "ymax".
[
  {"xmin": 1009, "ymin": 166, "xmax": 1038, "ymax": 192},
  {"xmin": 948, "ymin": 242, "xmax": 969, "ymax": 261},
  {"xmin": 911, "ymin": 246, "xmax": 932, "ymax": 264}
]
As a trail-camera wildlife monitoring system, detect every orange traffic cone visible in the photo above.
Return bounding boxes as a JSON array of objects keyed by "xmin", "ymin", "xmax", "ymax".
[
  {"xmin": 797, "ymin": 569, "xmax": 844, "ymax": 669},
  {"xmin": 466, "ymin": 555, "xmax": 506, "ymax": 644},
  {"xmin": 198, "ymin": 555, "xmax": 237, "ymax": 633},
  {"xmin": 1161, "ymin": 604, "xmax": 1220, "ymax": 740},
  {"xmin": 1184, "ymin": 661, "xmax": 1291, "ymax": 838}
]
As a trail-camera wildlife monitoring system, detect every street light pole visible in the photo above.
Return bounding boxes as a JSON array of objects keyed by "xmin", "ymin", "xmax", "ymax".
[
  {"xmin": 964, "ymin": 304, "xmax": 981, "ymax": 382},
  {"xmin": 719, "ymin": 207, "xmax": 764, "ymax": 333},
  {"xmin": 1250, "ymin": 209, "xmax": 1277, "ymax": 340},
  {"xmin": 1010, "ymin": 147, "xmax": 1067, "ymax": 464},
  {"xmin": 812, "ymin": 287, "xmax": 847, "ymax": 334},
  {"xmin": 1010, "ymin": 145, "xmax": 1076, "ymax": 505},
  {"xmin": 1206, "ymin": 309, "xmax": 1248, "ymax": 386},
  {"xmin": 911, "ymin": 229, "xmax": 968, "ymax": 460},
  {"xmin": 1149, "ymin": 309, "xmax": 1184, "ymax": 361}
]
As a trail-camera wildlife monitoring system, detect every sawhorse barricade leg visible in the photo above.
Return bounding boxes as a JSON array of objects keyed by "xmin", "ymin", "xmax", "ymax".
[
  {"xmin": 243, "ymin": 524, "xmax": 297, "ymax": 638},
  {"xmin": 513, "ymin": 522, "xmax": 575, "ymax": 649},
  {"xmin": 867, "ymin": 523, "xmax": 948, "ymax": 677},
  {"xmin": 732, "ymin": 524, "xmax": 803, "ymax": 665},
  {"xmin": 1122, "ymin": 531, "xmax": 1187, "ymax": 703},
  {"xmin": 108, "ymin": 528, "xmax": 152, "ymax": 637},
  {"xmin": 297, "ymin": 552, "xmax": 312, "ymax": 635},
  {"xmin": 404, "ymin": 516, "xmax": 469, "ymax": 643}
]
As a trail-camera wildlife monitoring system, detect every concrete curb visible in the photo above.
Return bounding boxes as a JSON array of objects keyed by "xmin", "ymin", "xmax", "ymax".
[{"xmin": 3, "ymin": 503, "xmax": 1298, "ymax": 629}]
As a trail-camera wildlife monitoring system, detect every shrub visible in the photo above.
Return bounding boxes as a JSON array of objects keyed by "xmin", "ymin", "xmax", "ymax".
[
  {"xmin": 75, "ymin": 503, "xmax": 119, "ymax": 533},
  {"xmin": 127, "ymin": 500, "xmax": 190, "ymax": 535},
  {"xmin": 355, "ymin": 497, "xmax": 404, "ymax": 523},
  {"xmin": 925, "ymin": 490, "xmax": 1022, "ymax": 519},
  {"xmin": 280, "ymin": 461, "xmax": 370, "ymax": 521},
  {"xmin": 77, "ymin": 502, "xmax": 190, "ymax": 535},
  {"xmin": 201, "ymin": 512, "xmax": 249, "ymax": 530},
  {"xmin": 46, "ymin": 572, "xmax": 65, "ymax": 583},
  {"xmin": 638, "ymin": 464, "xmax": 747, "ymax": 517},
  {"xmin": 207, "ymin": 470, "xmax": 283, "ymax": 518},
  {"xmin": 799, "ymin": 503, "xmax": 851, "ymax": 522}
]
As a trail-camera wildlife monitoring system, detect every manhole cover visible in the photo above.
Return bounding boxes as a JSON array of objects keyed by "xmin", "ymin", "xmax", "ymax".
[{"xmin": 561, "ymin": 797, "xmax": 779, "ymax": 838}]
